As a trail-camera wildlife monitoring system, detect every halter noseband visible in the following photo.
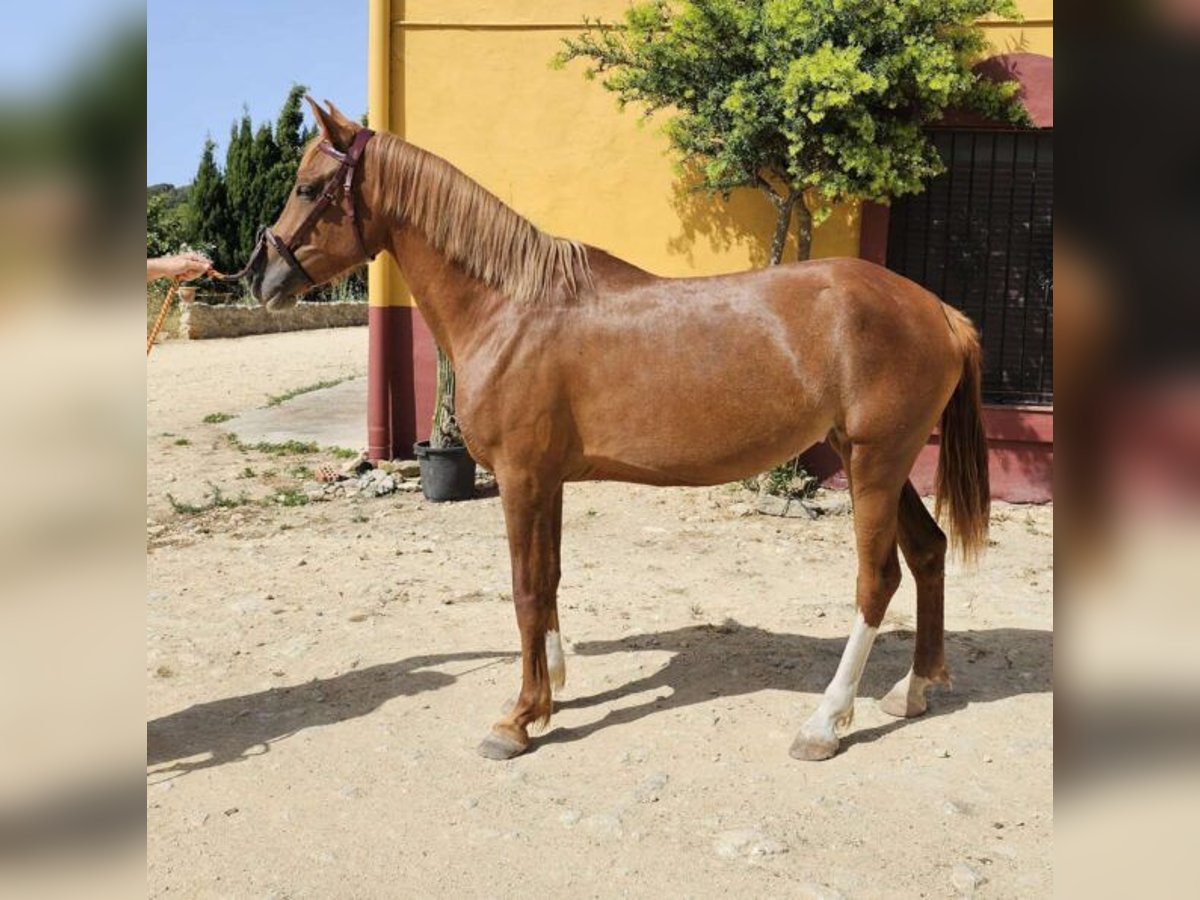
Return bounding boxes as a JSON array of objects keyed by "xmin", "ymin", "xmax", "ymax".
[{"xmin": 215, "ymin": 128, "xmax": 376, "ymax": 287}]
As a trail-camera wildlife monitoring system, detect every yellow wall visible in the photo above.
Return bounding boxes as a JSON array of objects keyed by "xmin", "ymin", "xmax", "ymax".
[{"xmin": 372, "ymin": 0, "xmax": 1051, "ymax": 305}]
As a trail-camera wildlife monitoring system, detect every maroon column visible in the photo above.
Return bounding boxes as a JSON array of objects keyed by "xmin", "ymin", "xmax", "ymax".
[{"xmin": 367, "ymin": 305, "xmax": 438, "ymax": 460}]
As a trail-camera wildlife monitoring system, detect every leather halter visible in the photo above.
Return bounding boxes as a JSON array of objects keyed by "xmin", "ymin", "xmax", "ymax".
[{"xmin": 214, "ymin": 128, "xmax": 376, "ymax": 286}]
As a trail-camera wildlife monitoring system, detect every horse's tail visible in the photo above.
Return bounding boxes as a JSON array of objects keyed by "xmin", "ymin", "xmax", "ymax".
[{"xmin": 936, "ymin": 306, "xmax": 991, "ymax": 561}]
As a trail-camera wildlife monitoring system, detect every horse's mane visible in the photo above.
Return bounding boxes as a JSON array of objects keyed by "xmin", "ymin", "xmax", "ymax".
[{"xmin": 372, "ymin": 132, "xmax": 592, "ymax": 305}]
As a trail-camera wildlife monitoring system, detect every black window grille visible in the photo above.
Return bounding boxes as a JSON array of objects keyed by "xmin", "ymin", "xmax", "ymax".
[{"xmin": 886, "ymin": 130, "xmax": 1053, "ymax": 405}]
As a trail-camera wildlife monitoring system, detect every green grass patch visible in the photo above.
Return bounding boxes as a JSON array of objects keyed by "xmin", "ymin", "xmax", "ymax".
[
  {"xmin": 173, "ymin": 437, "xmax": 190, "ymax": 446},
  {"xmin": 330, "ymin": 447, "xmax": 360, "ymax": 459},
  {"xmin": 203, "ymin": 412, "xmax": 234, "ymax": 424},
  {"xmin": 265, "ymin": 377, "xmax": 349, "ymax": 407},
  {"xmin": 228, "ymin": 435, "xmax": 320, "ymax": 456},
  {"xmin": 166, "ymin": 484, "xmax": 250, "ymax": 516},
  {"xmin": 273, "ymin": 487, "xmax": 309, "ymax": 507}
]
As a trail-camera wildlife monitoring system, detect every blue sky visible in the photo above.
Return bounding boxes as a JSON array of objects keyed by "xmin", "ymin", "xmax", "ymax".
[{"xmin": 147, "ymin": 0, "xmax": 366, "ymax": 185}]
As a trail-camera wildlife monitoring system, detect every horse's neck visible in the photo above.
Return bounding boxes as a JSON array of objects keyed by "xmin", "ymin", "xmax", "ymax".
[{"xmin": 386, "ymin": 225, "xmax": 505, "ymax": 364}]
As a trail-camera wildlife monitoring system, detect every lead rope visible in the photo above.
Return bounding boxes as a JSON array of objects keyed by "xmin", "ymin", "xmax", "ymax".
[
  {"xmin": 146, "ymin": 276, "xmax": 183, "ymax": 357},
  {"xmin": 146, "ymin": 246, "xmax": 265, "ymax": 357}
]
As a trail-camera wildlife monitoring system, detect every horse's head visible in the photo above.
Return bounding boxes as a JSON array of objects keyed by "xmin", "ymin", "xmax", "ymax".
[{"xmin": 248, "ymin": 98, "xmax": 377, "ymax": 310}]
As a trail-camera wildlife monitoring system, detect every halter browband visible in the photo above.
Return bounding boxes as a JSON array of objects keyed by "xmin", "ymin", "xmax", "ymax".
[{"xmin": 212, "ymin": 128, "xmax": 376, "ymax": 287}]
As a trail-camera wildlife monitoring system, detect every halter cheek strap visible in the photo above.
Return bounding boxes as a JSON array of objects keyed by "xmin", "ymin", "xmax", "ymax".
[{"xmin": 213, "ymin": 128, "xmax": 376, "ymax": 286}]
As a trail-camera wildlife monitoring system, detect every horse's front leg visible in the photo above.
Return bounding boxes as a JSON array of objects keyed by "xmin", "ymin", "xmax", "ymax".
[{"xmin": 478, "ymin": 475, "xmax": 564, "ymax": 760}]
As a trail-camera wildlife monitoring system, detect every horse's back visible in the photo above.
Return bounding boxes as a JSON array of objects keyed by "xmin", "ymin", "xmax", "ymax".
[{"xmin": 545, "ymin": 255, "xmax": 960, "ymax": 483}]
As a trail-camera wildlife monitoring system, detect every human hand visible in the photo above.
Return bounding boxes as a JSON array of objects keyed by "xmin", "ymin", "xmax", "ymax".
[{"xmin": 147, "ymin": 251, "xmax": 212, "ymax": 282}]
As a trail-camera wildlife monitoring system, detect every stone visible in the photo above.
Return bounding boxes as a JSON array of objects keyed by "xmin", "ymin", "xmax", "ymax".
[
  {"xmin": 342, "ymin": 452, "xmax": 372, "ymax": 476},
  {"xmin": 934, "ymin": 747, "xmax": 951, "ymax": 758},
  {"xmin": 395, "ymin": 460, "xmax": 422, "ymax": 478},
  {"xmin": 713, "ymin": 827, "xmax": 788, "ymax": 860},
  {"xmin": 398, "ymin": 480, "xmax": 422, "ymax": 492},
  {"xmin": 950, "ymin": 863, "xmax": 987, "ymax": 893},
  {"xmin": 560, "ymin": 808, "xmax": 582, "ymax": 826},
  {"xmin": 755, "ymin": 494, "xmax": 819, "ymax": 518},
  {"xmin": 582, "ymin": 812, "xmax": 623, "ymax": 836},
  {"xmin": 634, "ymin": 772, "xmax": 669, "ymax": 803},
  {"xmin": 372, "ymin": 475, "xmax": 397, "ymax": 496}
]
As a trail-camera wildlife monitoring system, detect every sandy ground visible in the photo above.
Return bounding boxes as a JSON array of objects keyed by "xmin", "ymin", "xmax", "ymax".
[{"xmin": 147, "ymin": 327, "xmax": 1052, "ymax": 899}]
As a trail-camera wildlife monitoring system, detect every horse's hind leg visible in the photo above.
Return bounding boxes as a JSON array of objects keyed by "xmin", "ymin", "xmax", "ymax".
[
  {"xmin": 791, "ymin": 441, "xmax": 906, "ymax": 761},
  {"xmin": 478, "ymin": 476, "xmax": 563, "ymax": 760},
  {"xmin": 880, "ymin": 481, "xmax": 950, "ymax": 718}
]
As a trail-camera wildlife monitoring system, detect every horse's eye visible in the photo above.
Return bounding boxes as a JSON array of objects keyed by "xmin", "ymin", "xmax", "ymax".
[{"xmin": 296, "ymin": 184, "xmax": 318, "ymax": 199}]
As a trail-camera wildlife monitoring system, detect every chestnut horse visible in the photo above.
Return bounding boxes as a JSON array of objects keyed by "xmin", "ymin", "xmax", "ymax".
[{"xmin": 247, "ymin": 99, "xmax": 990, "ymax": 761}]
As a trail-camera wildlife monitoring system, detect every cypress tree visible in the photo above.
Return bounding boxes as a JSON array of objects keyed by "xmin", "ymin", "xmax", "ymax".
[
  {"xmin": 188, "ymin": 138, "xmax": 233, "ymax": 270},
  {"xmin": 250, "ymin": 122, "xmax": 282, "ymax": 232},
  {"xmin": 275, "ymin": 84, "xmax": 309, "ymax": 164},
  {"xmin": 224, "ymin": 110, "xmax": 256, "ymax": 262}
]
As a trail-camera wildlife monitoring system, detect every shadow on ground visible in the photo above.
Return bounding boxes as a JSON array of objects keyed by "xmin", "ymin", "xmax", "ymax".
[
  {"xmin": 147, "ymin": 651, "xmax": 513, "ymax": 778},
  {"xmin": 148, "ymin": 623, "xmax": 1050, "ymax": 773},
  {"xmin": 545, "ymin": 622, "xmax": 1051, "ymax": 754}
]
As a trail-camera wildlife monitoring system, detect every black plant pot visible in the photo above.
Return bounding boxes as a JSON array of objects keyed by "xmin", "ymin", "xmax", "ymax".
[{"xmin": 414, "ymin": 441, "xmax": 477, "ymax": 502}]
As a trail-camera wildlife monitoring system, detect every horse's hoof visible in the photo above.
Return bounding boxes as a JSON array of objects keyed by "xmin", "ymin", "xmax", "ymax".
[
  {"xmin": 789, "ymin": 730, "xmax": 840, "ymax": 762},
  {"xmin": 878, "ymin": 690, "xmax": 927, "ymax": 719},
  {"xmin": 878, "ymin": 673, "xmax": 929, "ymax": 719},
  {"xmin": 477, "ymin": 729, "xmax": 528, "ymax": 760}
]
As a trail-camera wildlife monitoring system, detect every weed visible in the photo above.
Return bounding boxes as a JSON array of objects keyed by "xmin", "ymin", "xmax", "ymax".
[
  {"xmin": 290, "ymin": 464, "xmax": 313, "ymax": 479},
  {"xmin": 266, "ymin": 378, "xmax": 349, "ymax": 407},
  {"xmin": 330, "ymin": 447, "xmax": 360, "ymax": 459},
  {"xmin": 229, "ymin": 435, "xmax": 320, "ymax": 456},
  {"xmin": 273, "ymin": 488, "xmax": 309, "ymax": 507},
  {"xmin": 203, "ymin": 412, "xmax": 234, "ymax": 424},
  {"xmin": 174, "ymin": 437, "xmax": 191, "ymax": 446},
  {"xmin": 166, "ymin": 483, "xmax": 250, "ymax": 516},
  {"xmin": 745, "ymin": 457, "xmax": 817, "ymax": 500},
  {"xmin": 238, "ymin": 467, "xmax": 256, "ymax": 479},
  {"xmin": 165, "ymin": 494, "xmax": 202, "ymax": 515}
]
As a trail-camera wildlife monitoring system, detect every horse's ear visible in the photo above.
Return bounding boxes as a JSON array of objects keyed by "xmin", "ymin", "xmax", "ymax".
[{"xmin": 304, "ymin": 95, "xmax": 358, "ymax": 150}]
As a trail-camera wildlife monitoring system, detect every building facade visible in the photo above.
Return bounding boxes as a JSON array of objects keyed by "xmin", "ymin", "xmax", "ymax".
[{"xmin": 365, "ymin": 0, "xmax": 1053, "ymax": 499}]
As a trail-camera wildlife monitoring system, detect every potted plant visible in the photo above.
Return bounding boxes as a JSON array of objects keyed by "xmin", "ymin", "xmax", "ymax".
[{"xmin": 414, "ymin": 346, "xmax": 477, "ymax": 501}]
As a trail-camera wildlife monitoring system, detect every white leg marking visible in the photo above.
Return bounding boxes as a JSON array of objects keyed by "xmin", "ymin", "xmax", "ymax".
[
  {"xmin": 546, "ymin": 630, "xmax": 566, "ymax": 692},
  {"xmin": 800, "ymin": 612, "xmax": 878, "ymax": 745},
  {"xmin": 879, "ymin": 666, "xmax": 931, "ymax": 718}
]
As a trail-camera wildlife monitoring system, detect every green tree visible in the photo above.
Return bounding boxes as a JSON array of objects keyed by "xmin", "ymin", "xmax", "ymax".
[
  {"xmin": 189, "ymin": 138, "xmax": 234, "ymax": 269},
  {"xmin": 146, "ymin": 191, "xmax": 183, "ymax": 257},
  {"xmin": 264, "ymin": 84, "xmax": 313, "ymax": 227},
  {"xmin": 555, "ymin": 0, "xmax": 1028, "ymax": 264},
  {"xmin": 249, "ymin": 122, "xmax": 282, "ymax": 235},
  {"xmin": 275, "ymin": 83, "xmax": 312, "ymax": 165},
  {"xmin": 224, "ymin": 110, "xmax": 256, "ymax": 262}
]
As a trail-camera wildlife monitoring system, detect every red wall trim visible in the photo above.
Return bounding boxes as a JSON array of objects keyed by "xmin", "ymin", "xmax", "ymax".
[{"xmin": 801, "ymin": 405, "xmax": 1054, "ymax": 503}]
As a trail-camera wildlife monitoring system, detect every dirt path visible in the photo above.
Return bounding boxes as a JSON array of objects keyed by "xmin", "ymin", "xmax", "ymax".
[{"xmin": 147, "ymin": 328, "xmax": 1052, "ymax": 899}]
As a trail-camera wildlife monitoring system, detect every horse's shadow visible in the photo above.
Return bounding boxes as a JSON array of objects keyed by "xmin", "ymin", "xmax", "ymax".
[
  {"xmin": 541, "ymin": 621, "xmax": 1052, "ymax": 752},
  {"xmin": 146, "ymin": 651, "xmax": 513, "ymax": 778},
  {"xmin": 147, "ymin": 623, "xmax": 1051, "ymax": 774}
]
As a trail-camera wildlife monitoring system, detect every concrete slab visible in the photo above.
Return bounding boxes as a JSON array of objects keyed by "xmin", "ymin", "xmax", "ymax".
[{"xmin": 227, "ymin": 377, "xmax": 366, "ymax": 452}]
